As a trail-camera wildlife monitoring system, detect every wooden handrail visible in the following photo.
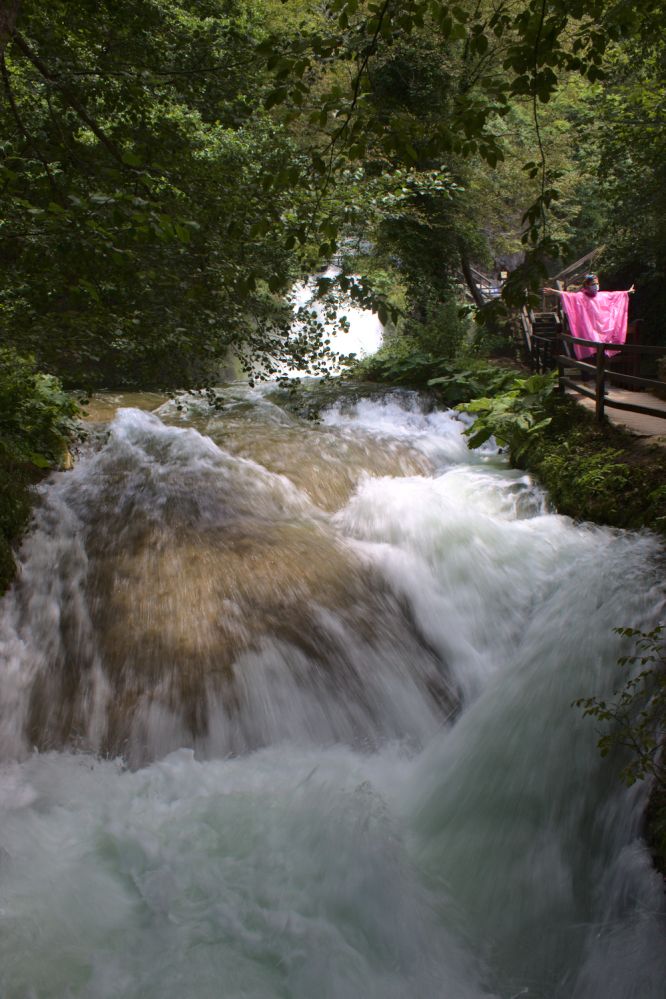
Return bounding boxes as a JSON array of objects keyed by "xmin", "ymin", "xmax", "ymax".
[
  {"xmin": 555, "ymin": 335, "xmax": 666, "ymax": 423},
  {"xmin": 554, "ymin": 351, "xmax": 665, "ymax": 392},
  {"xmin": 525, "ymin": 291, "xmax": 666, "ymax": 424},
  {"xmin": 559, "ymin": 332, "xmax": 666, "ymax": 357}
]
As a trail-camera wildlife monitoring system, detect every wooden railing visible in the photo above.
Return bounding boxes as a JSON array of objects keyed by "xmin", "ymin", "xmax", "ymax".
[
  {"xmin": 528, "ymin": 329, "xmax": 556, "ymax": 374},
  {"xmin": 520, "ymin": 306, "xmax": 558, "ymax": 373},
  {"xmin": 555, "ymin": 334, "xmax": 666, "ymax": 422}
]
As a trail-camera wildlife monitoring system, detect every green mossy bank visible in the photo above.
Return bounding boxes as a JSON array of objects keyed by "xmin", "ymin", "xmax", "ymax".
[{"xmin": 517, "ymin": 398, "xmax": 666, "ymax": 538}]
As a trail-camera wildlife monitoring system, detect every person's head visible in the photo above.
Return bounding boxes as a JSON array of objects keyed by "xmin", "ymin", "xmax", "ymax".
[{"xmin": 582, "ymin": 274, "xmax": 599, "ymax": 296}]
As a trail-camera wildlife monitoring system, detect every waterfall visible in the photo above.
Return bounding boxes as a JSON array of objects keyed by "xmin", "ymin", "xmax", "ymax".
[{"xmin": 0, "ymin": 385, "xmax": 664, "ymax": 998}]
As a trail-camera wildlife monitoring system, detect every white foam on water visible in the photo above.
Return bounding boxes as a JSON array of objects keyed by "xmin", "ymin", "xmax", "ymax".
[
  {"xmin": 321, "ymin": 392, "xmax": 485, "ymax": 469},
  {"xmin": 0, "ymin": 748, "xmax": 492, "ymax": 999},
  {"xmin": 0, "ymin": 389, "xmax": 664, "ymax": 998}
]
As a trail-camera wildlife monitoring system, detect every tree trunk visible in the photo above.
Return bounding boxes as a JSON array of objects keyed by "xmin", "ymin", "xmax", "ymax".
[
  {"xmin": 0, "ymin": 0, "xmax": 21, "ymax": 56},
  {"xmin": 459, "ymin": 245, "xmax": 486, "ymax": 309}
]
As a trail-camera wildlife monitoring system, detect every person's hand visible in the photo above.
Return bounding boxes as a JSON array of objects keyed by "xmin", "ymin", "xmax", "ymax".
[{"xmin": 628, "ymin": 283, "xmax": 636, "ymax": 294}]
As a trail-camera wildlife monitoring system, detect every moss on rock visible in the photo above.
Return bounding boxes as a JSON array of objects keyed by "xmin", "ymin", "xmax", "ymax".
[{"xmin": 518, "ymin": 396, "xmax": 666, "ymax": 537}]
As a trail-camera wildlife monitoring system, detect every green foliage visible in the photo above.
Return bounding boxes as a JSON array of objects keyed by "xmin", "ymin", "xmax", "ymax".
[
  {"xmin": 457, "ymin": 371, "xmax": 557, "ymax": 455},
  {"xmin": 517, "ymin": 399, "xmax": 666, "ymax": 533},
  {"xmin": 347, "ymin": 335, "xmax": 518, "ymax": 400},
  {"xmin": 427, "ymin": 362, "xmax": 517, "ymax": 405},
  {"xmin": 0, "ymin": 466, "xmax": 31, "ymax": 595},
  {"xmin": 0, "ymin": 0, "xmax": 330, "ymax": 386},
  {"xmin": 256, "ymin": 0, "xmax": 665, "ymax": 313},
  {"xmin": 574, "ymin": 627, "xmax": 666, "ymax": 792},
  {"xmin": 575, "ymin": 624, "xmax": 666, "ymax": 871},
  {"xmin": 537, "ymin": 444, "xmax": 631, "ymax": 522},
  {"xmin": 0, "ymin": 349, "xmax": 79, "ymax": 592},
  {"xmin": 403, "ymin": 299, "xmax": 473, "ymax": 360},
  {"xmin": 347, "ymin": 337, "xmax": 436, "ymax": 386},
  {"xmin": 0, "ymin": 349, "xmax": 79, "ymax": 468},
  {"xmin": 591, "ymin": 36, "xmax": 666, "ymax": 345},
  {"xmin": 2, "ymin": 0, "xmax": 663, "ymax": 392}
]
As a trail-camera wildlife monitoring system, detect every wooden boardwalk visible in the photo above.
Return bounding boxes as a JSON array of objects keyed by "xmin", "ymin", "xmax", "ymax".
[
  {"xmin": 567, "ymin": 385, "xmax": 666, "ymax": 440},
  {"xmin": 520, "ymin": 306, "xmax": 666, "ymax": 442}
]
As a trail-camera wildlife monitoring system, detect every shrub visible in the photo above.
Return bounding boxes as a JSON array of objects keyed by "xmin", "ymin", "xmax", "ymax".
[
  {"xmin": 403, "ymin": 297, "xmax": 473, "ymax": 359},
  {"xmin": 427, "ymin": 362, "xmax": 516, "ymax": 405},
  {"xmin": 349, "ymin": 338, "xmax": 518, "ymax": 402},
  {"xmin": 575, "ymin": 627, "xmax": 666, "ymax": 791},
  {"xmin": 346, "ymin": 337, "xmax": 436, "ymax": 386},
  {"xmin": 537, "ymin": 447, "xmax": 632, "ymax": 523},
  {"xmin": 0, "ymin": 349, "xmax": 79, "ymax": 591}
]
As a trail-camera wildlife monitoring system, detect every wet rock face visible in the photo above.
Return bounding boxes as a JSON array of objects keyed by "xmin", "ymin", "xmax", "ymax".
[{"xmin": 6, "ymin": 400, "xmax": 455, "ymax": 764}]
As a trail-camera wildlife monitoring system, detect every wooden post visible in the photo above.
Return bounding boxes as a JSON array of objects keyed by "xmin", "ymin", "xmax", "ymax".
[
  {"xmin": 557, "ymin": 335, "xmax": 565, "ymax": 396},
  {"xmin": 595, "ymin": 343, "xmax": 605, "ymax": 421}
]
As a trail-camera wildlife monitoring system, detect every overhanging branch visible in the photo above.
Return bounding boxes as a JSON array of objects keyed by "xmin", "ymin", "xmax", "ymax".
[{"xmin": 9, "ymin": 28, "xmax": 158, "ymax": 176}]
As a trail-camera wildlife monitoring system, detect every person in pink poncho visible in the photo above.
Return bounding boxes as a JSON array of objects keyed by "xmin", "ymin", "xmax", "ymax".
[{"xmin": 544, "ymin": 274, "xmax": 635, "ymax": 361}]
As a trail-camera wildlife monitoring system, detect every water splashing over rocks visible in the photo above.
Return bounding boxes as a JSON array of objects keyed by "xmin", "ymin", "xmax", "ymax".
[{"xmin": 0, "ymin": 386, "xmax": 664, "ymax": 998}]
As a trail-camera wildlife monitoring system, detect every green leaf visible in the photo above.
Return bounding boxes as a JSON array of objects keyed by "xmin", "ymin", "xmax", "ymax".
[
  {"xmin": 121, "ymin": 151, "xmax": 142, "ymax": 167},
  {"xmin": 28, "ymin": 452, "xmax": 52, "ymax": 469}
]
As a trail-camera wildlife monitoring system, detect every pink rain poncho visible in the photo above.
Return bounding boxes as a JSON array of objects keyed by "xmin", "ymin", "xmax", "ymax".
[{"xmin": 560, "ymin": 290, "xmax": 629, "ymax": 360}]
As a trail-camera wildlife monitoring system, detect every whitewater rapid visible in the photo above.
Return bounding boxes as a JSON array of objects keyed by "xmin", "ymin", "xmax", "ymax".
[{"xmin": 0, "ymin": 388, "xmax": 664, "ymax": 998}]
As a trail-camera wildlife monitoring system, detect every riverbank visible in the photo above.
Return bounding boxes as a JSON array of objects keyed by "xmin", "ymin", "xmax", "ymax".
[
  {"xmin": 340, "ymin": 352, "xmax": 666, "ymax": 877},
  {"xmin": 0, "ymin": 352, "xmax": 80, "ymax": 595},
  {"xmin": 516, "ymin": 395, "xmax": 666, "ymax": 877}
]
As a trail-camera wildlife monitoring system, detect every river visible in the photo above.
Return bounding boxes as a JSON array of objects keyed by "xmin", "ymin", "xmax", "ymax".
[{"xmin": 0, "ymin": 378, "xmax": 664, "ymax": 998}]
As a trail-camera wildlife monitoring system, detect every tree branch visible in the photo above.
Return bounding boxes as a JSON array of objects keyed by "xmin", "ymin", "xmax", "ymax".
[
  {"xmin": 459, "ymin": 243, "xmax": 487, "ymax": 308},
  {"xmin": 306, "ymin": 0, "xmax": 394, "ymax": 242},
  {"xmin": 1, "ymin": 51, "xmax": 59, "ymax": 196},
  {"xmin": 9, "ymin": 28, "xmax": 158, "ymax": 176},
  {"xmin": 532, "ymin": 0, "xmax": 548, "ymax": 239},
  {"xmin": 0, "ymin": 0, "xmax": 20, "ymax": 57}
]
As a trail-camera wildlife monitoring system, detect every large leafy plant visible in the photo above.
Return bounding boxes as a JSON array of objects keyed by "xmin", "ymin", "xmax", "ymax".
[
  {"xmin": 427, "ymin": 363, "xmax": 516, "ymax": 405},
  {"xmin": 457, "ymin": 371, "xmax": 557, "ymax": 456}
]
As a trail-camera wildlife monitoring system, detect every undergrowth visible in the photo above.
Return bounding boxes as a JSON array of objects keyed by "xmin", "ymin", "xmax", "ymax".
[
  {"xmin": 0, "ymin": 349, "xmax": 80, "ymax": 592},
  {"xmin": 347, "ymin": 337, "xmax": 517, "ymax": 400},
  {"xmin": 519, "ymin": 397, "xmax": 666, "ymax": 536}
]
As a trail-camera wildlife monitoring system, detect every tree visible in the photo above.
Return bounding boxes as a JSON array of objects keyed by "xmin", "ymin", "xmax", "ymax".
[
  {"xmin": 258, "ymin": 0, "xmax": 665, "ymax": 315},
  {"xmin": 2, "ymin": 1, "xmax": 663, "ymax": 388},
  {"xmin": 0, "ymin": 0, "xmax": 330, "ymax": 386}
]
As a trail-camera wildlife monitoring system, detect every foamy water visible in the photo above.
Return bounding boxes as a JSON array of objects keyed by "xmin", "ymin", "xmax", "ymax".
[{"xmin": 0, "ymin": 389, "xmax": 664, "ymax": 998}]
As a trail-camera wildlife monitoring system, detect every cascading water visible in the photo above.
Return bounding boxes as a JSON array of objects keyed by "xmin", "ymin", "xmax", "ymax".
[{"xmin": 0, "ymin": 382, "xmax": 664, "ymax": 998}]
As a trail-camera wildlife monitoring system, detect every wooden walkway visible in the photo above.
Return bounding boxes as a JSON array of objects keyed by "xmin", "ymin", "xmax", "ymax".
[
  {"xmin": 567, "ymin": 385, "xmax": 666, "ymax": 440},
  {"xmin": 520, "ymin": 305, "xmax": 666, "ymax": 442}
]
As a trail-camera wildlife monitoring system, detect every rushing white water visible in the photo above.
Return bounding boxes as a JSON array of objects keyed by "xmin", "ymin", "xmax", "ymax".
[{"xmin": 0, "ymin": 388, "xmax": 664, "ymax": 999}]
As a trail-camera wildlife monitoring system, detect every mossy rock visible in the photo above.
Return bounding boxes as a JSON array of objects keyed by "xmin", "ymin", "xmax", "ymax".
[
  {"xmin": 520, "ymin": 397, "xmax": 666, "ymax": 537},
  {"xmin": 266, "ymin": 379, "xmax": 401, "ymax": 422}
]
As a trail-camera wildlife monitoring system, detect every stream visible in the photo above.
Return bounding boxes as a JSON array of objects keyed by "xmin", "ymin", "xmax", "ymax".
[{"xmin": 0, "ymin": 378, "xmax": 664, "ymax": 998}]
